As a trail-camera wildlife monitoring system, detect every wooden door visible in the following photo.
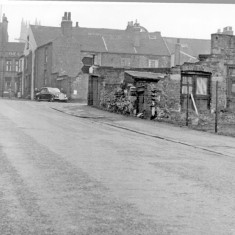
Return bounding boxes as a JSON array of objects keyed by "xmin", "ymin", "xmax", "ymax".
[
  {"xmin": 137, "ymin": 91, "xmax": 145, "ymax": 114},
  {"xmin": 92, "ymin": 76, "xmax": 99, "ymax": 107}
]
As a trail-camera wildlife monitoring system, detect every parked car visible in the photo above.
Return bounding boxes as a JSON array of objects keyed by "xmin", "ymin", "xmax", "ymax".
[{"xmin": 35, "ymin": 87, "xmax": 68, "ymax": 102}]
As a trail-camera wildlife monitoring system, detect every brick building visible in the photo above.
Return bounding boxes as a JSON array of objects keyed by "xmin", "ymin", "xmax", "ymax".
[
  {"xmin": 0, "ymin": 14, "xmax": 25, "ymax": 97},
  {"xmin": 22, "ymin": 12, "xmax": 172, "ymax": 101}
]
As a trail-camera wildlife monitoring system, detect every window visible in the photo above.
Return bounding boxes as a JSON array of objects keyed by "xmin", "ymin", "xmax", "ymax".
[
  {"xmin": 45, "ymin": 47, "xmax": 48, "ymax": 63},
  {"xmin": 40, "ymin": 88, "xmax": 48, "ymax": 94},
  {"xmin": 25, "ymin": 57, "xmax": 28, "ymax": 70},
  {"xmin": 15, "ymin": 60, "xmax": 19, "ymax": 72},
  {"xmin": 232, "ymin": 84, "xmax": 235, "ymax": 93},
  {"xmin": 196, "ymin": 77, "xmax": 208, "ymax": 95},
  {"xmin": 228, "ymin": 67, "xmax": 235, "ymax": 76},
  {"xmin": 6, "ymin": 60, "xmax": 12, "ymax": 71},
  {"xmin": 148, "ymin": 60, "xmax": 159, "ymax": 68},
  {"xmin": 181, "ymin": 76, "xmax": 192, "ymax": 94},
  {"xmin": 148, "ymin": 35, "xmax": 157, "ymax": 39},
  {"xmin": 44, "ymin": 70, "xmax": 47, "ymax": 86},
  {"xmin": 121, "ymin": 58, "xmax": 131, "ymax": 67},
  {"xmin": 19, "ymin": 59, "xmax": 22, "ymax": 72},
  {"xmin": 4, "ymin": 77, "xmax": 11, "ymax": 91},
  {"xmin": 27, "ymin": 35, "xmax": 29, "ymax": 50}
]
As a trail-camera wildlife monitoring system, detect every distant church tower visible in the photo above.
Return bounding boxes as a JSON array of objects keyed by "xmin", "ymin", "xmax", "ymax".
[
  {"xmin": 19, "ymin": 18, "xmax": 28, "ymax": 42},
  {"xmin": 0, "ymin": 13, "xmax": 9, "ymax": 43},
  {"xmin": 19, "ymin": 18, "xmax": 41, "ymax": 42}
]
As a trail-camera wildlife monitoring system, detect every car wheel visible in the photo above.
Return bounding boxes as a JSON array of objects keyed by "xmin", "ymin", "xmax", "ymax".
[
  {"xmin": 49, "ymin": 96, "xmax": 54, "ymax": 102},
  {"xmin": 36, "ymin": 96, "xmax": 40, "ymax": 102}
]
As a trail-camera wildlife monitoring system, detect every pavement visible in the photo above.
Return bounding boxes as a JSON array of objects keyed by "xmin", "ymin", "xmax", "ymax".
[{"xmin": 51, "ymin": 102, "xmax": 235, "ymax": 158}]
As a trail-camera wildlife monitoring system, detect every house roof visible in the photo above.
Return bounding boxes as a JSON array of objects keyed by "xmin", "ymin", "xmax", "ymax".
[
  {"xmin": 30, "ymin": 24, "xmax": 170, "ymax": 56},
  {"xmin": 1, "ymin": 42, "xmax": 25, "ymax": 52},
  {"xmin": 163, "ymin": 37, "xmax": 211, "ymax": 63},
  {"xmin": 30, "ymin": 25, "xmax": 62, "ymax": 47},
  {"xmin": 125, "ymin": 70, "xmax": 165, "ymax": 80}
]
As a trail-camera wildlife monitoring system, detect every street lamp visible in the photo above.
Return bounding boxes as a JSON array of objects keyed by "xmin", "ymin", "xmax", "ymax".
[{"xmin": 15, "ymin": 38, "xmax": 35, "ymax": 100}]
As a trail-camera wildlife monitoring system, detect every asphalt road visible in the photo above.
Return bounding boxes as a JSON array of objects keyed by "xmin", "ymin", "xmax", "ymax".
[{"xmin": 0, "ymin": 99, "xmax": 235, "ymax": 235}]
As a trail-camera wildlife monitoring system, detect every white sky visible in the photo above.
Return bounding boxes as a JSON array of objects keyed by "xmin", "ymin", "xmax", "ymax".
[{"xmin": 1, "ymin": 1, "xmax": 235, "ymax": 41}]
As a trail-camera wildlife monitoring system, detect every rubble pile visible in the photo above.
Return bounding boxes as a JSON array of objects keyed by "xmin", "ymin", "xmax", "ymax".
[{"xmin": 100, "ymin": 87, "xmax": 131, "ymax": 115}]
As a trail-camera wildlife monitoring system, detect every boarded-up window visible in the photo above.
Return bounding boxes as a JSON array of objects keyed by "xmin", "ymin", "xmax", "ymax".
[{"xmin": 196, "ymin": 77, "xmax": 207, "ymax": 95}]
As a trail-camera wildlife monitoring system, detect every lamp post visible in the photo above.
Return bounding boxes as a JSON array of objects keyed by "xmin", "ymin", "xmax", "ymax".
[{"xmin": 15, "ymin": 38, "xmax": 35, "ymax": 100}]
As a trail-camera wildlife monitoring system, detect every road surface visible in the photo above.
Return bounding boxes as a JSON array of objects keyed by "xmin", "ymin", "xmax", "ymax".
[{"xmin": 0, "ymin": 99, "xmax": 235, "ymax": 235}]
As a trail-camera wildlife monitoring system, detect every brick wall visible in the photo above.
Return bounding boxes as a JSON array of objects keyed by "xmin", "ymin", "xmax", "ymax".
[
  {"xmin": 70, "ymin": 74, "xmax": 89, "ymax": 101},
  {"xmin": 35, "ymin": 43, "xmax": 53, "ymax": 90}
]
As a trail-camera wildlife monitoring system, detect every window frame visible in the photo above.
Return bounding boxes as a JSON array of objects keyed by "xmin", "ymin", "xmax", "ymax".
[
  {"xmin": 121, "ymin": 57, "xmax": 131, "ymax": 67},
  {"xmin": 148, "ymin": 59, "xmax": 159, "ymax": 68},
  {"xmin": 15, "ymin": 60, "xmax": 19, "ymax": 72},
  {"xmin": 6, "ymin": 60, "xmax": 12, "ymax": 72}
]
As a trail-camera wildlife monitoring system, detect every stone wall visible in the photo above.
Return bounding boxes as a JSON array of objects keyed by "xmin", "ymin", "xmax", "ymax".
[{"xmin": 89, "ymin": 66, "xmax": 180, "ymax": 119}]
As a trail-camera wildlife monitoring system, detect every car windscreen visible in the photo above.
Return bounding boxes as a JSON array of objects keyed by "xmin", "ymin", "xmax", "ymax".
[{"xmin": 48, "ymin": 88, "xmax": 60, "ymax": 93}]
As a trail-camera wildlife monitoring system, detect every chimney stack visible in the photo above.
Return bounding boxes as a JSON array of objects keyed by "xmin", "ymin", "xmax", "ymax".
[
  {"xmin": 133, "ymin": 20, "xmax": 141, "ymax": 47},
  {"xmin": 222, "ymin": 26, "xmax": 233, "ymax": 35},
  {"xmin": 76, "ymin": 22, "xmax": 79, "ymax": 27},
  {"xmin": 61, "ymin": 12, "xmax": 72, "ymax": 37}
]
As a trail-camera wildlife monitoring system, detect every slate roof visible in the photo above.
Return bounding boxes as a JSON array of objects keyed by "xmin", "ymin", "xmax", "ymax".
[
  {"xmin": 30, "ymin": 25, "xmax": 170, "ymax": 56},
  {"xmin": 163, "ymin": 37, "xmax": 211, "ymax": 63},
  {"xmin": 30, "ymin": 25, "xmax": 62, "ymax": 47},
  {"xmin": 1, "ymin": 42, "xmax": 25, "ymax": 52}
]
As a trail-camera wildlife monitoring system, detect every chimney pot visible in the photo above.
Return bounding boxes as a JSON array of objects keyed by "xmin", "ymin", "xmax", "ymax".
[
  {"xmin": 61, "ymin": 12, "xmax": 72, "ymax": 36},
  {"xmin": 68, "ymin": 12, "xmax": 71, "ymax": 21},
  {"xmin": 64, "ymin": 12, "xmax": 67, "ymax": 20}
]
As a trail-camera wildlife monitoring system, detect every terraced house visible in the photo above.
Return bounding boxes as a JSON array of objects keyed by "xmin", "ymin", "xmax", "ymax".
[{"xmin": 0, "ymin": 14, "xmax": 24, "ymax": 98}]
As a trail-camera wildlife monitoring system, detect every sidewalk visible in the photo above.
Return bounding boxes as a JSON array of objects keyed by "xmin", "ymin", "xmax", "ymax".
[{"xmin": 51, "ymin": 103, "xmax": 235, "ymax": 158}]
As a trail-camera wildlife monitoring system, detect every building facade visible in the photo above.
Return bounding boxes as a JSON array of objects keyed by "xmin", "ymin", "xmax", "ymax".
[
  {"xmin": 22, "ymin": 12, "xmax": 172, "ymax": 101},
  {"xmin": 0, "ymin": 14, "xmax": 25, "ymax": 98}
]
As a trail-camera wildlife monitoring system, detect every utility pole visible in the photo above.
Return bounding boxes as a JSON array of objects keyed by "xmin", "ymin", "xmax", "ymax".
[
  {"xmin": 186, "ymin": 79, "xmax": 189, "ymax": 126},
  {"xmin": 215, "ymin": 81, "xmax": 218, "ymax": 133}
]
